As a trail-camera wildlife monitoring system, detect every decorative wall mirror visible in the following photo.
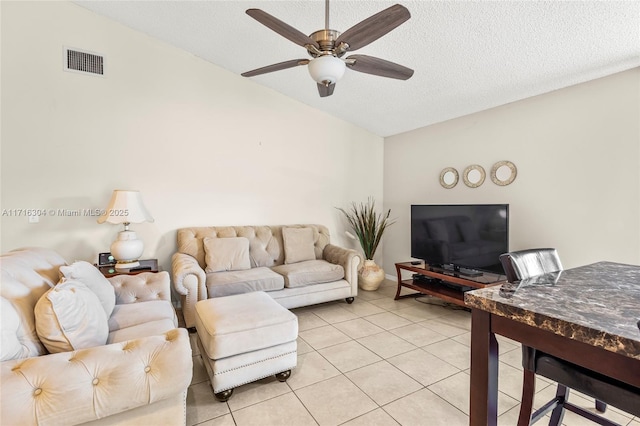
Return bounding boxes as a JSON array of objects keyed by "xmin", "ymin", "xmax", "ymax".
[
  {"xmin": 463, "ymin": 164, "xmax": 486, "ymax": 188},
  {"xmin": 490, "ymin": 161, "xmax": 517, "ymax": 186},
  {"xmin": 439, "ymin": 167, "xmax": 459, "ymax": 189}
]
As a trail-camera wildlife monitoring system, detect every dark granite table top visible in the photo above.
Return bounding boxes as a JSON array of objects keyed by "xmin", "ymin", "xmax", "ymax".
[{"xmin": 465, "ymin": 261, "xmax": 640, "ymax": 360}]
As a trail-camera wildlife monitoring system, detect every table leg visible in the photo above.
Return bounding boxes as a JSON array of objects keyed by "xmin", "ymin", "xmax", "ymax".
[
  {"xmin": 470, "ymin": 309, "xmax": 499, "ymax": 426},
  {"xmin": 394, "ymin": 264, "xmax": 403, "ymax": 300}
]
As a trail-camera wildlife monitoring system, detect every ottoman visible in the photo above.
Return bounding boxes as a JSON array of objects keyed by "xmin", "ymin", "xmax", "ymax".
[{"xmin": 195, "ymin": 291, "xmax": 298, "ymax": 401}]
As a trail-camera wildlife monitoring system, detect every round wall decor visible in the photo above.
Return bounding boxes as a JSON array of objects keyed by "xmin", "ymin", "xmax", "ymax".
[
  {"xmin": 463, "ymin": 164, "xmax": 486, "ymax": 188},
  {"xmin": 439, "ymin": 167, "xmax": 459, "ymax": 189},
  {"xmin": 490, "ymin": 161, "xmax": 517, "ymax": 186}
]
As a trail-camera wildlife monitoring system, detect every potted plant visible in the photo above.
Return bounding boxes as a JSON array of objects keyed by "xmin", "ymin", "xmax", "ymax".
[{"xmin": 338, "ymin": 198, "xmax": 395, "ymax": 291}]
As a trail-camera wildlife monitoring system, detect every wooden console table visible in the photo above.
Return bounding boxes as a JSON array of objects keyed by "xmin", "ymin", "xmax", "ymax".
[{"xmin": 394, "ymin": 262, "xmax": 506, "ymax": 307}]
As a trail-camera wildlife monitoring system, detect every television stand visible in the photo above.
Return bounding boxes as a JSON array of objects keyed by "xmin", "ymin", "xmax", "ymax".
[{"xmin": 395, "ymin": 262, "xmax": 506, "ymax": 307}]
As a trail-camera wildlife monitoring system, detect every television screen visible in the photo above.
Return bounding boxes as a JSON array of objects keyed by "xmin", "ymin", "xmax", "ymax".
[{"xmin": 411, "ymin": 204, "xmax": 509, "ymax": 274}]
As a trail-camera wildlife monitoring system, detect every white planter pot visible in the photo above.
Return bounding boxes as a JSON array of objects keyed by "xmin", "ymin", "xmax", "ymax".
[{"xmin": 358, "ymin": 259, "xmax": 385, "ymax": 291}]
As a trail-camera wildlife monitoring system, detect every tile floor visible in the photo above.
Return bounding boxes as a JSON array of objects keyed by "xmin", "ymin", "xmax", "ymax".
[{"xmin": 185, "ymin": 279, "xmax": 640, "ymax": 426}]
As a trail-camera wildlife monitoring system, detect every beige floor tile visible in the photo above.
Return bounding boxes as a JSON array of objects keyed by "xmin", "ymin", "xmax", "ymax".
[
  {"xmin": 388, "ymin": 348, "xmax": 460, "ymax": 386},
  {"xmin": 390, "ymin": 323, "xmax": 448, "ymax": 347},
  {"xmin": 318, "ymin": 340, "xmax": 382, "ymax": 373},
  {"xmin": 383, "ymin": 388, "xmax": 468, "ymax": 425},
  {"xmin": 342, "ymin": 408, "xmax": 400, "ymax": 426},
  {"xmin": 299, "ymin": 324, "xmax": 352, "ymax": 350},
  {"xmin": 286, "ymin": 351, "xmax": 341, "ymax": 390},
  {"xmin": 357, "ymin": 331, "xmax": 418, "ymax": 359},
  {"xmin": 451, "ymin": 331, "xmax": 471, "ymax": 346},
  {"xmin": 423, "ymin": 338, "xmax": 470, "ymax": 370},
  {"xmin": 296, "ymin": 336, "xmax": 314, "ymax": 354},
  {"xmin": 191, "ymin": 355, "xmax": 209, "ymax": 385},
  {"xmin": 189, "ymin": 332, "xmax": 201, "ymax": 356},
  {"xmin": 194, "ymin": 413, "xmax": 236, "ymax": 426},
  {"xmin": 496, "ymin": 360, "xmax": 552, "ymax": 400},
  {"xmin": 340, "ymin": 300, "xmax": 386, "ymax": 317},
  {"xmin": 295, "ymin": 375, "xmax": 378, "ymax": 426},
  {"xmin": 226, "ymin": 376, "xmax": 292, "ymax": 411},
  {"xmin": 394, "ymin": 305, "xmax": 450, "ymax": 322},
  {"xmin": 345, "ymin": 360, "xmax": 423, "ymax": 406},
  {"xmin": 558, "ymin": 392, "xmax": 635, "ymax": 425},
  {"xmin": 186, "ymin": 382, "xmax": 230, "ymax": 426},
  {"xmin": 232, "ymin": 392, "xmax": 317, "ymax": 426},
  {"xmin": 309, "ymin": 304, "xmax": 359, "ymax": 324},
  {"xmin": 420, "ymin": 318, "xmax": 470, "ymax": 337},
  {"xmin": 434, "ymin": 310, "xmax": 472, "ymax": 330},
  {"xmin": 295, "ymin": 311, "xmax": 329, "ymax": 331},
  {"xmin": 355, "ymin": 290, "xmax": 387, "ymax": 302},
  {"xmin": 368, "ymin": 296, "xmax": 417, "ymax": 311},
  {"xmin": 333, "ymin": 318, "xmax": 385, "ymax": 339},
  {"xmin": 428, "ymin": 371, "xmax": 519, "ymax": 416},
  {"xmin": 629, "ymin": 419, "xmax": 640, "ymax": 426},
  {"xmin": 364, "ymin": 312, "xmax": 413, "ymax": 330}
]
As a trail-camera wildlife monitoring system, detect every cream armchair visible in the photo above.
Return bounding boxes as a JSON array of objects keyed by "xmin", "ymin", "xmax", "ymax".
[{"xmin": 1, "ymin": 247, "xmax": 193, "ymax": 426}]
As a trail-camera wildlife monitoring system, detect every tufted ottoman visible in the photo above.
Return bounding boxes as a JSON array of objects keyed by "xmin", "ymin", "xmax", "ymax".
[{"xmin": 195, "ymin": 291, "xmax": 298, "ymax": 401}]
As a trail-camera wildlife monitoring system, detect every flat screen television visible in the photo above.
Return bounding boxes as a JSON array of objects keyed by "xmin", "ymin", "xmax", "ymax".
[{"xmin": 411, "ymin": 204, "xmax": 509, "ymax": 274}]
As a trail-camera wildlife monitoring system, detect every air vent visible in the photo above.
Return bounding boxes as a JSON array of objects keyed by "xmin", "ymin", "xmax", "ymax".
[{"xmin": 64, "ymin": 47, "xmax": 104, "ymax": 76}]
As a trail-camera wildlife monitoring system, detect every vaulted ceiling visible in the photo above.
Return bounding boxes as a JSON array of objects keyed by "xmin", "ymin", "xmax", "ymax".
[{"xmin": 76, "ymin": 1, "xmax": 640, "ymax": 137}]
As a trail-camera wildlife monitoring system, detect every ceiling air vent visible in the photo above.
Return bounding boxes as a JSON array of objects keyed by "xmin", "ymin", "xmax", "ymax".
[{"xmin": 64, "ymin": 47, "xmax": 104, "ymax": 76}]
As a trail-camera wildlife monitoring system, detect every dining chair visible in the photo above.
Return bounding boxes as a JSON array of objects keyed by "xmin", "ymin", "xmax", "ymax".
[{"xmin": 499, "ymin": 249, "xmax": 639, "ymax": 426}]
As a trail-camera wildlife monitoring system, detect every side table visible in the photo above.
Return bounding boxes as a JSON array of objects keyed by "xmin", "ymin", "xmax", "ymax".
[{"xmin": 98, "ymin": 259, "xmax": 159, "ymax": 278}]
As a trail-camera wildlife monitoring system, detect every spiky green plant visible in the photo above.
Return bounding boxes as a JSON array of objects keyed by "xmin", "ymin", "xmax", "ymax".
[{"xmin": 337, "ymin": 198, "xmax": 395, "ymax": 260}]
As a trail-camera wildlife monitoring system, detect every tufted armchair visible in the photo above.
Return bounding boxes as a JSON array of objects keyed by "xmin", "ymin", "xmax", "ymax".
[{"xmin": 1, "ymin": 247, "xmax": 193, "ymax": 425}]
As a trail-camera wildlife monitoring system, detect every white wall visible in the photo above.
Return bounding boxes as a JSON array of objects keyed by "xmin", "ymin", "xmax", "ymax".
[
  {"xmin": 384, "ymin": 68, "xmax": 640, "ymax": 273},
  {"xmin": 0, "ymin": 1, "xmax": 384, "ymax": 269}
]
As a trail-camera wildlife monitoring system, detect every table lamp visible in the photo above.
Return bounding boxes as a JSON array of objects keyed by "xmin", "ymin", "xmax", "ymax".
[{"xmin": 97, "ymin": 190, "xmax": 154, "ymax": 269}]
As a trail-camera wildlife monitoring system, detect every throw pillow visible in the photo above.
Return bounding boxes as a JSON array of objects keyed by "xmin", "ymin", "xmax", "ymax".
[
  {"xmin": 34, "ymin": 279, "xmax": 109, "ymax": 353},
  {"xmin": 282, "ymin": 227, "xmax": 316, "ymax": 264},
  {"xmin": 426, "ymin": 220, "xmax": 450, "ymax": 242},
  {"xmin": 203, "ymin": 237, "xmax": 251, "ymax": 273},
  {"xmin": 59, "ymin": 260, "xmax": 116, "ymax": 317}
]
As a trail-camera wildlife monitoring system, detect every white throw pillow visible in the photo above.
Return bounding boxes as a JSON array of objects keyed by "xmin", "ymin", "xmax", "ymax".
[
  {"xmin": 34, "ymin": 279, "xmax": 109, "ymax": 353},
  {"xmin": 203, "ymin": 237, "xmax": 251, "ymax": 273},
  {"xmin": 282, "ymin": 227, "xmax": 316, "ymax": 264},
  {"xmin": 59, "ymin": 260, "xmax": 115, "ymax": 317}
]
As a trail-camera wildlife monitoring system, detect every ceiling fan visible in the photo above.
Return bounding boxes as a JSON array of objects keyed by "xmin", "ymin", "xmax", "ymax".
[{"xmin": 241, "ymin": 0, "xmax": 414, "ymax": 97}]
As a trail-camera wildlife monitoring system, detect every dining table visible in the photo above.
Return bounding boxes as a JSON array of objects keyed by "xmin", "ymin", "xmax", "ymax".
[{"xmin": 464, "ymin": 261, "xmax": 640, "ymax": 426}]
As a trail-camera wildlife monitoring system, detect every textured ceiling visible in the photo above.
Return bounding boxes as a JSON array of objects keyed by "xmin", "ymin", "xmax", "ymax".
[{"xmin": 75, "ymin": 1, "xmax": 640, "ymax": 137}]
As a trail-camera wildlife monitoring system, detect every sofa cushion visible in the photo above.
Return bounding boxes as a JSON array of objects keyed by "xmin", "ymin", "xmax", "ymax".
[
  {"xmin": 34, "ymin": 279, "xmax": 109, "ymax": 353},
  {"xmin": 206, "ymin": 267, "xmax": 284, "ymax": 297},
  {"xmin": 59, "ymin": 260, "xmax": 116, "ymax": 317},
  {"xmin": 108, "ymin": 300, "xmax": 177, "ymax": 332},
  {"xmin": 271, "ymin": 260, "xmax": 345, "ymax": 288},
  {"xmin": 107, "ymin": 318, "xmax": 177, "ymax": 344},
  {"xmin": 283, "ymin": 227, "xmax": 316, "ymax": 264},
  {"xmin": 203, "ymin": 237, "xmax": 251, "ymax": 273}
]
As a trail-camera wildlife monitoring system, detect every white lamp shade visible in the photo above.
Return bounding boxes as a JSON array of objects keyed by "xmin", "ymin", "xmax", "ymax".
[
  {"xmin": 97, "ymin": 190, "xmax": 154, "ymax": 225},
  {"xmin": 308, "ymin": 55, "xmax": 346, "ymax": 85}
]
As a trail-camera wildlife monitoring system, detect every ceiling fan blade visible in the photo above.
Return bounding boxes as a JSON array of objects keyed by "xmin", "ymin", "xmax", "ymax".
[
  {"xmin": 246, "ymin": 9, "xmax": 319, "ymax": 49},
  {"xmin": 317, "ymin": 82, "xmax": 335, "ymax": 97},
  {"xmin": 346, "ymin": 54, "xmax": 414, "ymax": 80},
  {"xmin": 336, "ymin": 4, "xmax": 410, "ymax": 51},
  {"xmin": 242, "ymin": 59, "xmax": 309, "ymax": 77}
]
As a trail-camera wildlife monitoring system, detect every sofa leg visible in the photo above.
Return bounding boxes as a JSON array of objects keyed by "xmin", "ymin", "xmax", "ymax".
[
  {"xmin": 345, "ymin": 297, "xmax": 354, "ymax": 304},
  {"xmin": 275, "ymin": 370, "xmax": 291, "ymax": 382},
  {"xmin": 214, "ymin": 388, "xmax": 233, "ymax": 402},
  {"xmin": 187, "ymin": 327, "xmax": 197, "ymax": 334}
]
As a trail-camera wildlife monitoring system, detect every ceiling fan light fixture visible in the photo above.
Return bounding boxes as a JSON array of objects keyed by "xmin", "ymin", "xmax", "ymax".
[{"xmin": 308, "ymin": 55, "xmax": 345, "ymax": 85}]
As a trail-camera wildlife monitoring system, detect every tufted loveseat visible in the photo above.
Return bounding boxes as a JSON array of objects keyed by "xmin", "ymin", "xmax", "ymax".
[
  {"xmin": 172, "ymin": 224, "xmax": 361, "ymax": 329},
  {"xmin": 1, "ymin": 247, "xmax": 193, "ymax": 425}
]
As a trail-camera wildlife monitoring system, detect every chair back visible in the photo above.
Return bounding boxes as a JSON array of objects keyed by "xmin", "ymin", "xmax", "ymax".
[{"xmin": 499, "ymin": 248, "xmax": 563, "ymax": 283}]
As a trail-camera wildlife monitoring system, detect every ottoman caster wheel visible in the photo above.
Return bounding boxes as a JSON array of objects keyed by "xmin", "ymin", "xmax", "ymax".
[
  {"xmin": 214, "ymin": 389, "xmax": 233, "ymax": 402},
  {"xmin": 275, "ymin": 370, "xmax": 291, "ymax": 382},
  {"xmin": 345, "ymin": 297, "xmax": 354, "ymax": 304}
]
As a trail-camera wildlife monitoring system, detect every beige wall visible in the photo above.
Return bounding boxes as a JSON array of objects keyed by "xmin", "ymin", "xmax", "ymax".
[
  {"xmin": 0, "ymin": 1, "xmax": 383, "ymax": 269},
  {"xmin": 384, "ymin": 68, "xmax": 640, "ymax": 274}
]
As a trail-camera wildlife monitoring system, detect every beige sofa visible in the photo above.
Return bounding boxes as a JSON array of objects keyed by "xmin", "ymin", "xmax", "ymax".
[
  {"xmin": 172, "ymin": 224, "xmax": 361, "ymax": 329},
  {"xmin": 1, "ymin": 247, "xmax": 193, "ymax": 426}
]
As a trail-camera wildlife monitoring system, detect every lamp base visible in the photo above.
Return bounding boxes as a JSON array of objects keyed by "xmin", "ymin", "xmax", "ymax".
[{"xmin": 115, "ymin": 260, "xmax": 141, "ymax": 270}]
